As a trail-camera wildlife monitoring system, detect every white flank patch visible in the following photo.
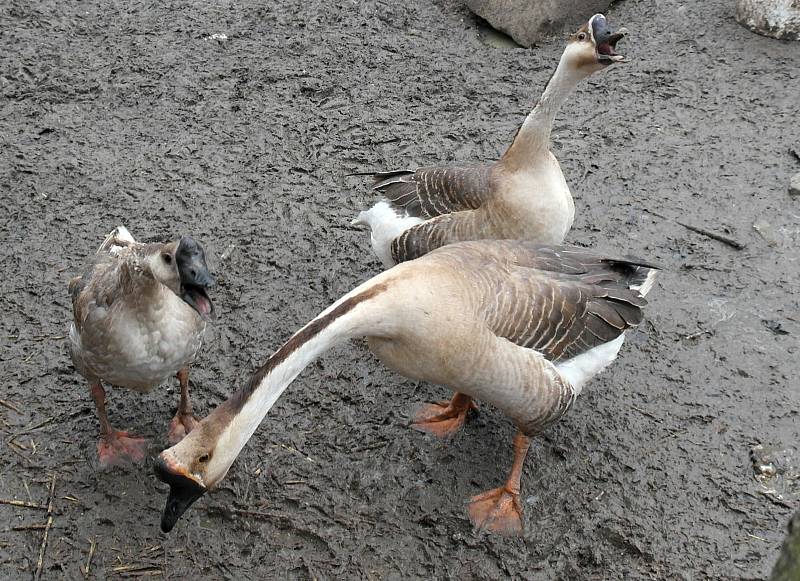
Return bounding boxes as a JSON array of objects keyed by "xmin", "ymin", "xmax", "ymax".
[
  {"xmin": 352, "ymin": 200, "xmax": 423, "ymax": 268},
  {"xmin": 555, "ymin": 335, "xmax": 625, "ymax": 395}
]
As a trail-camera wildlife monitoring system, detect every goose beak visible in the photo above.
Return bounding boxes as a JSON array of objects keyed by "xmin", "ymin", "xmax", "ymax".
[
  {"xmin": 154, "ymin": 454, "xmax": 207, "ymax": 533},
  {"xmin": 590, "ymin": 14, "xmax": 627, "ymax": 64},
  {"xmin": 176, "ymin": 236, "xmax": 216, "ymax": 321}
]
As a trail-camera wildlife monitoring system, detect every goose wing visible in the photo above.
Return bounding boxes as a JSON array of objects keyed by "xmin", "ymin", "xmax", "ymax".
[
  {"xmin": 70, "ymin": 226, "xmax": 139, "ymax": 328},
  {"xmin": 452, "ymin": 241, "xmax": 658, "ymax": 362},
  {"xmin": 390, "ymin": 211, "xmax": 483, "ymax": 263},
  {"xmin": 68, "ymin": 258, "xmax": 119, "ymax": 330},
  {"xmin": 372, "ymin": 164, "xmax": 493, "ymax": 220}
]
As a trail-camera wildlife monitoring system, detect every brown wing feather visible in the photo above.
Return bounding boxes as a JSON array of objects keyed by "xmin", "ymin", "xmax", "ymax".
[
  {"xmin": 391, "ymin": 212, "xmax": 482, "ymax": 263},
  {"xmin": 373, "ymin": 164, "xmax": 493, "ymax": 220},
  {"xmin": 495, "ymin": 276, "xmax": 647, "ymax": 361},
  {"xmin": 436, "ymin": 241, "xmax": 657, "ymax": 362}
]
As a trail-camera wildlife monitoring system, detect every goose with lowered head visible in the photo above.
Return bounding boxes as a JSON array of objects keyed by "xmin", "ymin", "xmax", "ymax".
[
  {"xmin": 68, "ymin": 226, "xmax": 215, "ymax": 467},
  {"xmin": 155, "ymin": 240, "xmax": 657, "ymax": 535},
  {"xmin": 352, "ymin": 14, "xmax": 627, "ymax": 267}
]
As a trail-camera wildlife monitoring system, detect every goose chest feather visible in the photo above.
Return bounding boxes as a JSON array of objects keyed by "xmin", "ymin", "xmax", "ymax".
[
  {"xmin": 489, "ymin": 152, "xmax": 575, "ymax": 243},
  {"xmin": 70, "ymin": 279, "xmax": 206, "ymax": 392}
]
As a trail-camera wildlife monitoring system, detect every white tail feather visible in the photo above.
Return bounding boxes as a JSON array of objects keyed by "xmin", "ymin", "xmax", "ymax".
[
  {"xmin": 97, "ymin": 225, "xmax": 136, "ymax": 255},
  {"xmin": 555, "ymin": 335, "xmax": 625, "ymax": 395},
  {"xmin": 352, "ymin": 201, "xmax": 423, "ymax": 268},
  {"xmin": 631, "ymin": 268, "xmax": 658, "ymax": 297}
]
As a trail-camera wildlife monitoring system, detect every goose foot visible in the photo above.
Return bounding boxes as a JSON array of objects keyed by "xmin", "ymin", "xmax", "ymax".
[
  {"xmin": 411, "ymin": 392, "xmax": 477, "ymax": 438},
  {"xmin": 97, "ymin": 431, "xmax": 147, "ymax": 468},
  {"xmin": 467, "ymin": 486, "xmax": 523, "ymax": 535},
  {"xmin": 167, "ymin": 413, "xmax": 199, "ymax": 445},
  {"xmin": 467, "ymin": 431, "xmax": 531, "ymax": 536},
  {"xmin": 168, "ymin": 367, "xmax": 199, "ymax": 444}
]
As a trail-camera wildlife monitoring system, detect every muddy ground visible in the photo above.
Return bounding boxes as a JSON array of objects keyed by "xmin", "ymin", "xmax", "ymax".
[{"xmin": 1, "ymin": 0, "xmax": 799, "ymax": 578}]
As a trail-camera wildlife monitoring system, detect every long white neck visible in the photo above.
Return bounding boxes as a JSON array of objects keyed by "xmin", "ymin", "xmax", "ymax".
[
  {"xmin": 213, "ymin": 281, "xmax": 392, "ymax": 467},
  {"xmin": 502, "ymin": 56, "xmax": 586, "ymax": 169}
]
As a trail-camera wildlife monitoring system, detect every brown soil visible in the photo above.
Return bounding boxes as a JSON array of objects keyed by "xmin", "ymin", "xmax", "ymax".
[{"xmin": 1, "ymin": 0, "xmax": 798, "ymax": 578}]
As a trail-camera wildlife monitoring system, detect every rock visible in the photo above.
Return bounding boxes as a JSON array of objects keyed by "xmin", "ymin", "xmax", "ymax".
[
  {"xmin": 465, "ymin": 0, "xmax": 612, "ymax": 48},
  {"xmin": 476, "ymin": 17, "xmax": 523, "ymax": 48},
  {"xmin": 753, "ymin": 219, "xmax": 778, "ymax": 246},
  {"xmin": 735, "ymin": 0, "xmax": 800, "ymax": 41},
  {"xmin": 790, "ymin": 173, "xmax": 800, "ymax": 197},
  {"xmin": 771, "ymin": 510, "xmax": 800, "ymax": 581}
]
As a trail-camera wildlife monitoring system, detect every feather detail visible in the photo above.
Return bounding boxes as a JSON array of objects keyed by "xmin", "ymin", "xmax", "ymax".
[{"xmin": 372, "ymin": 165, "xmax": 492, "ymax": 220}]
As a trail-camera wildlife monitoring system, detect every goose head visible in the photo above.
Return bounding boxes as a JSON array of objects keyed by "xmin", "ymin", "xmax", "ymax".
[
  {"xmin": 562, "ymin": 14, "xmax": 627, "ymax": 76},
  {"xmin": 154, "ymin": 403, "xmax": 238, "ymax": 532},
  {"xmin": 147, "ymin": 236, "xmax": 216, "ymax": 320}
]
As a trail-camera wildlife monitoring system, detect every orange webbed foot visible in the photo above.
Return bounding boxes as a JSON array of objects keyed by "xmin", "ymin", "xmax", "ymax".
[
  {"xmin": 467, "ymin": 486, "xmax": 524, "ymax": 536},
  {"xmin": 97, "ymin": 431, "xmax": 148, "ymax": 468},
  {"xmin": 167, "ymin": 413, "xmax": 200, "ymax": 445},
  {"xmin": 411, "ymin": 394, "xmax": 477, "ymax": 439}
]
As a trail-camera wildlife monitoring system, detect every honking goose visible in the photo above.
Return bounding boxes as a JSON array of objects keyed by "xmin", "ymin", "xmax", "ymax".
[
  {"xmin": 352, "ymin": 14, "xmax": 627, "ymax": 268},
  {"xmin": 68, "ymin": 226, "xmax": 215, "ymax": 467},
  {"xmin": 155, "ymin": 240, "xmax": 657, "ymax": 535}
]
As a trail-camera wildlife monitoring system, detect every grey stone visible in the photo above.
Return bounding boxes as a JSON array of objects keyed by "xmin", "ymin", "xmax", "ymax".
[
  {"xmin": 790, "ymin": 173, "xmax": 800, "ymax": 197},
  {"xmin": 465, "ymin": 0, "xmax": 612, "ymax": 47},
  {"xmin": 771, "ymin": 510, "xmax": 800, "ymax": 581},
  {"xmin": 735, "ymin": 0, "xmax": 800, "ymax": 41}
]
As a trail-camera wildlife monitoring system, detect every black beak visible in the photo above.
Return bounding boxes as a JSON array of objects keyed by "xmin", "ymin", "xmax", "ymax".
[
  {"xmin": 176, "ymin": 236, "xmax": 216, "ymax": 319},
  {"xmin": 154, "ymin": 455, "xmax": 207, "ymax": 533},
  {"xmin": 591, "ymin": 14, "xmax": 614, "ymax": 45}
]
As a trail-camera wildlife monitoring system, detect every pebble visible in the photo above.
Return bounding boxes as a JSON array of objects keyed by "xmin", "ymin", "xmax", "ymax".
[{"xmin": 789, "ymin": 173, "xmax": 800, "ymax": 197}]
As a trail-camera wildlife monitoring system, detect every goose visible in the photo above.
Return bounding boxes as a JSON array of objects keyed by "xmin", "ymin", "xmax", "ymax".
[
  {"xmin": 68, "ymin": 226, "xmax": 215, "ymax": 467},
  {"xmin": 154, "ymin": 240, "xmax": 657, "ymax": 535},
  {"xmin": 352, "ymin": 14, "xmax": 626, "ymax": 268}
]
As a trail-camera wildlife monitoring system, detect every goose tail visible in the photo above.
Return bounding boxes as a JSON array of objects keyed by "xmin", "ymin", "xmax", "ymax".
[
  {"xmin": 628, "ymin": 265, "xmax": 659, "ymax": 297},
  {"xmin": 98, "ymin": 225, "xmax": 136, "ymax": 255}
]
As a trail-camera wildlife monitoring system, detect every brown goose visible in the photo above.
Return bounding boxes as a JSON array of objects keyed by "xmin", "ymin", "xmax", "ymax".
[
  {"xmin": 68, "ymin": 226, "xmax": 215, "ymax": 467},
  {"xmin": 352, "ymin": 14, "xmax": 626, "ymax": 267},
  {"xmin": 155, "ymin": 240, "xmax": 657, "ymax": 535}
]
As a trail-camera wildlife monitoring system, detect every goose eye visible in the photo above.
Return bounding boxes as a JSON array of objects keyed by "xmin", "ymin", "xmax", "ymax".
[
  {"xmin": 198, "ymin": 453, "xmax": 210, "ymax": 464},
  {"xmin": 578, "ymin": 32, "xmax": 587, "ymax": 41},
  {"xmin": 162, "ymin": 253, "xmax": 173, "ymax": 264}
]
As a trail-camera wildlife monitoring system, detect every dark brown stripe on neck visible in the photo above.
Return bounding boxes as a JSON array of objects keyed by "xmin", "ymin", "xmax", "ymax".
[{"xmin": 223, "ymin": 282, "xmax": 389, "ymax": 415}]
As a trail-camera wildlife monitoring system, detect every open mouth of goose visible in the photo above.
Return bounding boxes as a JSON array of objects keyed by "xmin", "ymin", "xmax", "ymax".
[
  {"xmin": 596, "ymin": 32, "xmax": 626, "ymax": 64},
  {"xmin": 597, "ymin": 32, "xmax": 625, "ymax": 63},
  {"xmin": 590, "ymin": 14, "xmax": 627, "ymax": 65},
  {"xmin": 175, "ymin": 235, "xmax": 216, "ymax": 320},
  {"xmin": 181, "ymin": 284, "xmax": 214, "ymax": 320}
]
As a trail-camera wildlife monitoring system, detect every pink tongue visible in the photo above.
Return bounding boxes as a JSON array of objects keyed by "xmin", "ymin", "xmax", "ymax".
[
  {"xmin": 195, "ymin": 295, "xmax": 211, "ymax": 317},
  {"xmin": 598, "ymin": 42, "xmax": 615, "ymax": 56}
]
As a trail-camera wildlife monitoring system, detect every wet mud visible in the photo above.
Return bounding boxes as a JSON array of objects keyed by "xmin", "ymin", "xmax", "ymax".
[{"xmin": 1, "ymin": 0, "xmax": 799, "ymax": 578}]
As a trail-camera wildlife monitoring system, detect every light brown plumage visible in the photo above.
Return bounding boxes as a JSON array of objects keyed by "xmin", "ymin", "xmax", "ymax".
[
  {"xmin": 68, "ymin": 226, "xmax": 215, "ymax": 467},
  {"xmin": 353, "ymin": 15, "xmax": 628, "ymax": 267},
  {"xmin": 155, "ymin": 240, "xmax": 657, "ymax": 535}
]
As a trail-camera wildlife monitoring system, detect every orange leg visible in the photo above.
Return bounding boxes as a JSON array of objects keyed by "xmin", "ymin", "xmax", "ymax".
[
  {"xmin": 90, "ymin": 381, "xmax": 147, "ymax": 468},
  {"xmin": 167, "ymin": 368, "xmax": 199, "ymax": 445},
  {"xmin": 468, "ymin": 431, "xmax": 531, "ymax": 535},
  {"xmin": 411, "ymin": 392, "xmax": 478, "ymax": 439}
]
